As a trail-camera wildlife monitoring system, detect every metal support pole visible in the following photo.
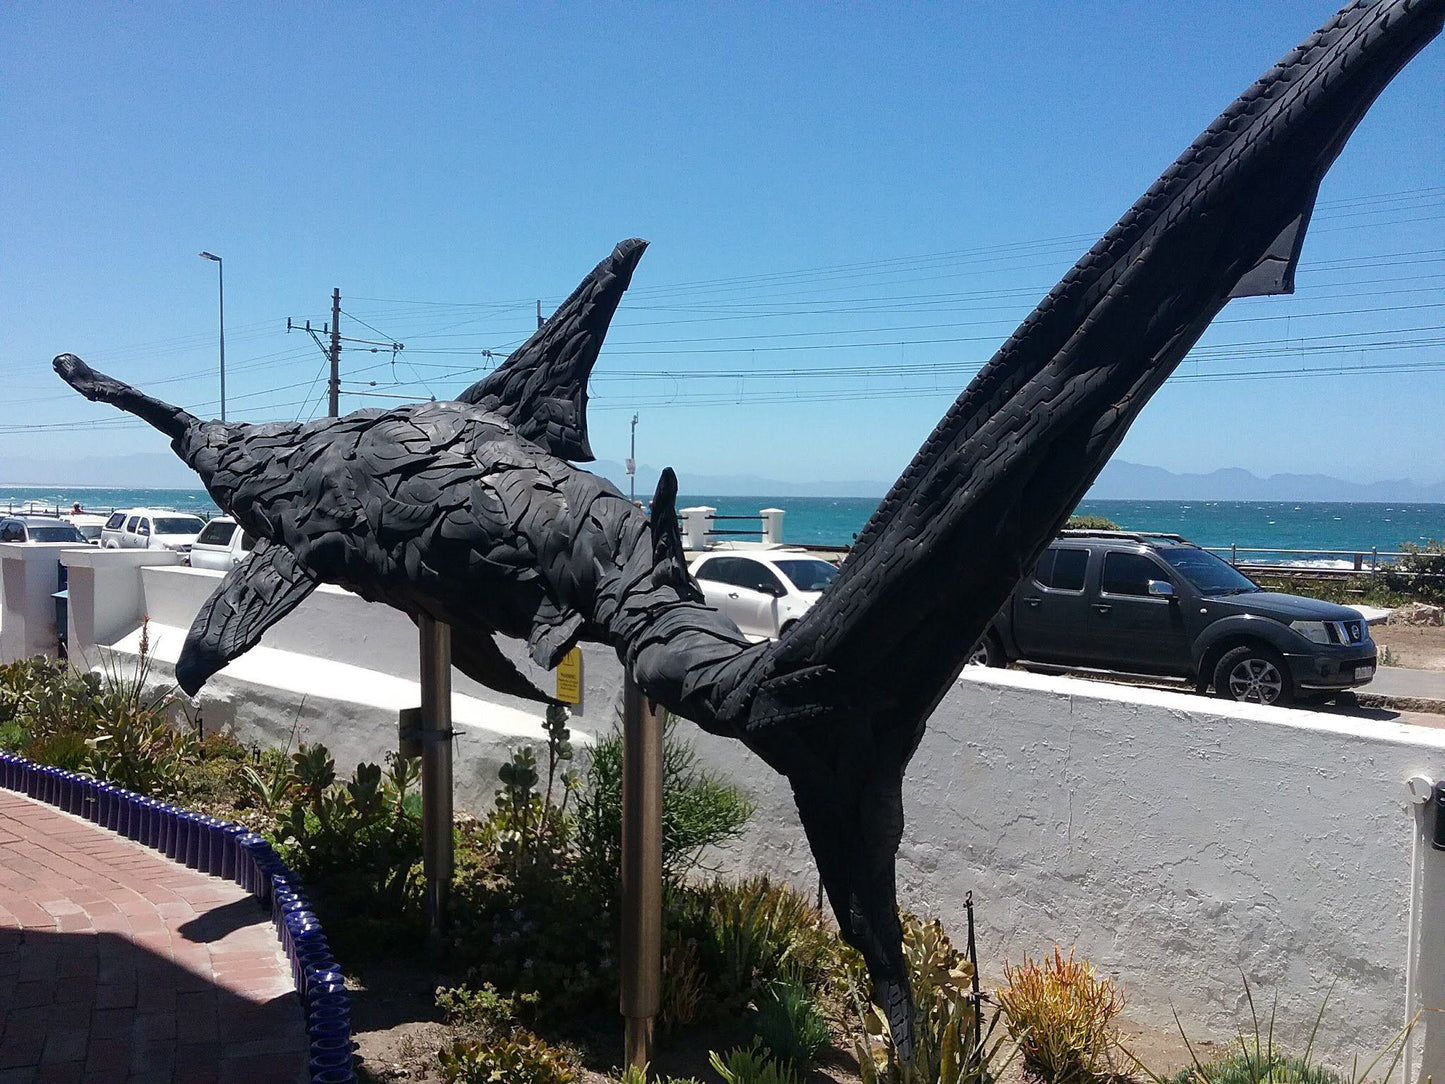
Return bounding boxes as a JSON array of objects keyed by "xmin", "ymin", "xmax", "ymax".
[
  {"xmin": 620, "ymin": 673, "xmax": 663, "ymax": 1069},
  {"xmin": 419, "ymin": 615, "xmax": 454, "ymax": 946}
]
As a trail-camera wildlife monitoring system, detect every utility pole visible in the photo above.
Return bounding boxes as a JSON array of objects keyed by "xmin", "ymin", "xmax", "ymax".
[
  {"xmin": 290, "ymin": 292, "xmax": 404, "ymax": 419},
  {"xmin": 628, "ymin": 413, "xmax": 638, "ymax": 502},
  {"xmin": 536, "ymin": 299, "xmax": 543, "ymax": 329},
  {"xmin": 329, "ymin": 288, "xmax": 342, "ymax": 417}
]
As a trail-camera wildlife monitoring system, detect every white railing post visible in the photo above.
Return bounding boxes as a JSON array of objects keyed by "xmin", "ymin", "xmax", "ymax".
[
  {"xmin": 679, "ymin": 506, "xmax": 715, "ymax": 551},
  {"xmin": 760, "ymin": 508, "xmax": 785, "ymax": 545}
]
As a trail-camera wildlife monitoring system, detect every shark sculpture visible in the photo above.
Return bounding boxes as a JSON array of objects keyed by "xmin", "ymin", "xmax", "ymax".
[{"xmin": 54, "ymin": 0, "xmax": 1443, "ymax": 1057}]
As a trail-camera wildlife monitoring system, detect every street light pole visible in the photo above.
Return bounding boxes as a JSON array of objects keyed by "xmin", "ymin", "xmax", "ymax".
[{"xmin": 198, "ymin": 252, "xmax": 226, "ymax": 421}]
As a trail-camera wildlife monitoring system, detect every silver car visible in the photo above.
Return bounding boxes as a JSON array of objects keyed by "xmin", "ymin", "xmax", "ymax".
[{"xmin": 187, "ymin": 516, "xmax": 255, "ymax": 570}]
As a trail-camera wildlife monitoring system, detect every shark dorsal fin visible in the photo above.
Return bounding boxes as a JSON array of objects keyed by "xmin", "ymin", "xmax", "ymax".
[
  {"xmin": 457, "ymin": 238, "xmax": 648, "ymax": 462},
  {"xmin": 175, "ymin": 538, "xmax": 320, "ymax": 695}
]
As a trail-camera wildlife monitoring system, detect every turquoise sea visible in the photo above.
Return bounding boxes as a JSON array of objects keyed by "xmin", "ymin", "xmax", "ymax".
[
  {"xmin": 679, "ymin": 495, "xmax": 1444, "ymax": 556},
  {"xmin": 3, "ymin": 486, "xmax": 1441, "ymax": 556}
]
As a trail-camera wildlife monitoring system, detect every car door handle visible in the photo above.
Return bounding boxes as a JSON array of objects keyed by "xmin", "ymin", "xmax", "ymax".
[
  {"xmin": 728, "ymin": 592, "xmax": 740, "ymax": 599},
  {"xmin": 1092, "ymin": 603, "xmax": 1112, "ymax": 614},
  {"xmin": 1023, "ymin": 597, "xmax": 1041, "ymax": 608}
]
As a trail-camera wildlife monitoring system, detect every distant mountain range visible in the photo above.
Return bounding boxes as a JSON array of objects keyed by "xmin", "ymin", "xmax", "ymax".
[
  {"xmin": 3, "ymin": 452, "xmax": 1442, "ymax": 504},
  {"xmin": 1086, "ymin": 460, "xmax": 1445, "ymax": 503}
]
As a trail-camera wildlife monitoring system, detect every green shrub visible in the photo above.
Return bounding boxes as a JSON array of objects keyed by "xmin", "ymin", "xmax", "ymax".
[
  {"xmin": 275, "ymin": 747, "xmax": 425, "ymax": 943},
  {"xmin": 997, "ymin": 946, "xmax": 1124, "ymax": 1084},
  {"xmin": 574, "ymin": 713, "xmax": 754, "ymax": 896},
  {"xmin": 674, "ymin": 877, "xmax": 839, "ymax": 1014},
  {"xmin": 435, "ymin": 979, "xmax": 536, "ymax": 1034},
  {"xmin": 1384, "ymin": 538, "xmax": 1445, "ymax": 604},
  {"xmin": 709, "ymin": 1039, "xmax": 800, "ymax": 1084},
  {"xmin": 1165, "ymin": 1052, "xmax": 1345, "ymax": 1084},
  {"xmin": 856, "ymin": 914, "xmax": 1007, "ymax": 1084},
  {"xmin": 84, "ymin": 714, "xmax": 196, "ymax": 796},
  {"xmin": 1065, "ymin": 514, "xmax": 1121, "ymax": 531},
  {"xmin": 482, "ymin": 706, "xmax": 579, "ymax": 878},
  {"xmin": 26, "ymin": 729, "xmax": 91, "ymax": 770},
  {"xmin": 750, "ymin": 976, "xmax": 830, "ymax": 1073},
  {"xmin": 610, "ymin": 1066, "xmax": 703, "ymax": 1084},
  {"xmin": 437, "ymin": 1030, "xmax": 578, "ymax": 1084}
]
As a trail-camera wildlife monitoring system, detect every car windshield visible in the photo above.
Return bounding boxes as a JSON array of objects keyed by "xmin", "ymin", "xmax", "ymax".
[
  {"xmin": 29, "ymin": 526, "xmax": 85, "ymax": 542},
  {"xmin": 76, "ymin": 524, "xmax": 103, "ymax": 540},
  {"xmin": 1158, "ymin": 547, "xmax": 1260, "ymax": 595},
  {"xmin": 154, "ymin": 517, "xmax": 204, "ymax": 535},
  {"xmin": 773, "ymin": 559, "xmax": 839, "ymax": 592}
]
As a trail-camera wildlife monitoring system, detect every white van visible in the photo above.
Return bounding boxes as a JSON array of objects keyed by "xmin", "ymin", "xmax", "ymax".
[
  {"xmin": 187, "ymin": 516, "xmax": 255, "ymax": 570},
  {"xmin": 100, "ymin": 509, "xmax": 206, "ymax": 553}
]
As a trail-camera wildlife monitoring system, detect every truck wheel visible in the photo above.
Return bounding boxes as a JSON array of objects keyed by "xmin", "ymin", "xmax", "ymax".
[
  {"xmin": 967, "ymin": 632, "xmax": 1006, "ymax": 668},
  {"xmin": 1214, "ymin": 645, "xmax": 1293, "ymax": 706}
]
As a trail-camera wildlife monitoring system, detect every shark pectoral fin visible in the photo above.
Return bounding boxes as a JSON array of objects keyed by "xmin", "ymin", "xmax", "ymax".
[
  {"xmin": 450, "ymin": 628, "xmax": 558, "ymax": 705},
  {"xmin": 527, "ymin": 607, "xmax": 586, "ymax": 669},
  {"xmin": 1228, "ymin": 182, "xmax": 1320, "ymax": 299},
  {"xmin": 175, "ymin": 539, "xmax": 320, "ymax": 695}
]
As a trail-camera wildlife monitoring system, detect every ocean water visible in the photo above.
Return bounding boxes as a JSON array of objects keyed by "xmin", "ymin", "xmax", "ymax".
[
  {"xmin": 678, "ymin": 495, "xmax": 1444, "ymax": 555},
  {"xmin": 3, "ymin": 485, "xmax": 1440, "ymax": 556}
]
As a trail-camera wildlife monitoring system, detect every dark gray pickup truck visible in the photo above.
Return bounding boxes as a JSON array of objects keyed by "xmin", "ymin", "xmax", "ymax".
[{"xmin": 972, "ymin": 531, "xmax": 1376, "ymax": 706}]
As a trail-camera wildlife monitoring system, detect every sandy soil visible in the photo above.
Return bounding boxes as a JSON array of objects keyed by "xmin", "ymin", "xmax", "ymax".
[{"xmin": 1373, "ymin": 623, "xmax": 1445, "ymax": 671}]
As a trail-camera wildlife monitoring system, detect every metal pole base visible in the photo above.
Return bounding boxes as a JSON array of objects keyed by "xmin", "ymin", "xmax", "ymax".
[
  {"xmin": 619, "ymin": 674, "xmax": 663, "ymax": 1069},
  {"xmin": 419, "ymin": 615, "xmax": 454, "ymax": 952},
  {"xmin": 625, "ymin": 1015, "xmax": 654, "ymax": 1070}
]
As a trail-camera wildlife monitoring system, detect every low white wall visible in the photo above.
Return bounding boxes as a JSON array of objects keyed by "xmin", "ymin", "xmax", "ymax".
[
  {"xmin": 690, "ymin": 668, "xmax": 1445, "ymax": 1075},
  {"xmin": 0, "ymin": 543, "xmax": 80, "ymax": 662},
  {"xmin": 61, "ymin": 548, "xmax": 182, "ymax": 658},
  {"xmin": 16, "ymin": 548, "xmax": 1445, "ymax": 1072},
  {"xmin": 70, "ymin": 564, "xmax": 616, "ymax": 814}
]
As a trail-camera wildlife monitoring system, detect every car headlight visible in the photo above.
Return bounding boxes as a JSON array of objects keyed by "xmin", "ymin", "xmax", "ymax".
[{"xmin": 1289, "ymin": 620, "xmax": 1335, "ymax": 645}]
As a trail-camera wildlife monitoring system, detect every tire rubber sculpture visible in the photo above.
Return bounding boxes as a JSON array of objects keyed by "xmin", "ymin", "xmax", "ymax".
[{"xmin": 54, "ymin": 0, "xmax": 1443, "ymax": 1057}]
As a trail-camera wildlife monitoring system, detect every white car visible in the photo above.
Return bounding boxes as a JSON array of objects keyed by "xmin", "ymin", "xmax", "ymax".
[
  {"xmin": 68, "ymin": 513, "xmax": 108, "ymax": 544},
  {"xmin": 688, "ymin": 551, "xmax": 839, "ymax": 641},
  {"xmin": 100, "ymin": 508, "xmax": 206, "ymax": 554},
  {"xmin": 188, "ymin": 516, "xmax": 256, "ymax": 570}
]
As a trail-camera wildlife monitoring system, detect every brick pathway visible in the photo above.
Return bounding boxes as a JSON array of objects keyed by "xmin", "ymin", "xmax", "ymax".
[{"xmin": 0, "ymin": 791, "xmax": 306, "ymax": 1083}]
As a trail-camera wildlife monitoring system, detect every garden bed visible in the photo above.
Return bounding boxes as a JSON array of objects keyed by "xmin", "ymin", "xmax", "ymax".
[{"xmin": 2, "ymin": 648, "xmax": 1404, "ymax": 1084}]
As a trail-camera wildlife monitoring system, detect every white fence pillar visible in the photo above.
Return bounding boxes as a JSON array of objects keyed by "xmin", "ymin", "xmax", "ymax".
[
  {"xmin": 61, "ymin": 549, "xmax": 182, "ymax": 659},
  {"xmin": 0, "ymin": 544, "xmax": 84, "ymax": 662},
  {"xmin": 760, "ymin": 508, "xmax": 785, "ymax": 545},
  {"xmin": 679, "ymin": 506, "xmax": 715, "ymax": 551}
]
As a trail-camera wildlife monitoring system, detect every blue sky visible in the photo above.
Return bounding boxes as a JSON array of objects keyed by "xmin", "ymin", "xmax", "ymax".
[{"xmin": 3, "ymin": 2, "xmax": 1442, "ymax": 488}]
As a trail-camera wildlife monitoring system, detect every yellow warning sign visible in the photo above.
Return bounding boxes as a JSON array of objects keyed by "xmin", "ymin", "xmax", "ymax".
[{"xmin": 555, "ymin": 647, "xmax": 583, "ymax": 706}]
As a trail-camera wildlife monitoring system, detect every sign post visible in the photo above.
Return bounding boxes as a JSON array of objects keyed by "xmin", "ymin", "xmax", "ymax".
[
  {"xmin": 555, "ymin": 647, "xmax": 583, "ymax": 711},
  {"xmin": 619, "ymin": 672, "xmax": 663, "ymax": 1069},
  {"xmin": 418, "ymin": 614, "xmax": 454, "ymax": 948}
]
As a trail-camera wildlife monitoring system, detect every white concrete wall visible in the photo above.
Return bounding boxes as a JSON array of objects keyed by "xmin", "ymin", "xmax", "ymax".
[
  {"xmin": 689, "ymin": 668, "xmax": 1445, "ymax": 1075},
  {"xmin": 61, "ymin": 548, "xmax": 182, "ymax": 659},
  {"xmin": 0, "ymin": 543, "xmax": 81, "ymax": 662},
  {"xmin": 63, "ymin": 564, "xmax": 614, "ymax": 814},
  {"xmin": 20, "ymin": 550, "xmax": 1445, "ymax": 1072}
]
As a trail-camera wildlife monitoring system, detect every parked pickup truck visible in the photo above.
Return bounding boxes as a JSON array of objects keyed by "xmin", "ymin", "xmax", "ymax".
[
  {"xmin": 100, "ymin": 509, "xmax": 206, "ymax": 554},
  {"xmin": 187, "ymin": 516, "xmax": 255, "ymax": 571},
  {"xmin": 972, "ymin": 530, "xmax": 1376, "ymax": 706}
]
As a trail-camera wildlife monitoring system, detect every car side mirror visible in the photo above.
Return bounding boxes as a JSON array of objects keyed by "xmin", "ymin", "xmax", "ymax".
[{"xmin": 1147, "ymin": 579, "xmax": 1175, "ymax": 599}]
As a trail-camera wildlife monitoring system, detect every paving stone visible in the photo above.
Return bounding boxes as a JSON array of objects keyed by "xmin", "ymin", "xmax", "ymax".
[{"xmin": 0, "ymin": 792, "xmax": 306, "ymax": 1080}]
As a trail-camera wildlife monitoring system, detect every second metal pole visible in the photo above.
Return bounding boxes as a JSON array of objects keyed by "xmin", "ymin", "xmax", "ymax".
[
  {"xmin": 419, "ymin": 615, "xmax": 454, "ymax": 946},
  {"xmin": 620, "ymin": 673, "xmax": 664, "ymax": 1068}
]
